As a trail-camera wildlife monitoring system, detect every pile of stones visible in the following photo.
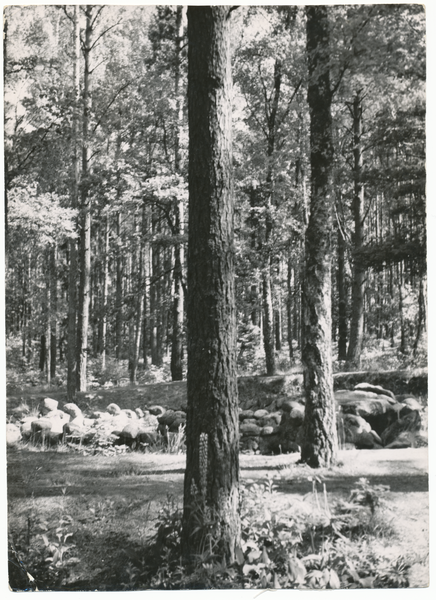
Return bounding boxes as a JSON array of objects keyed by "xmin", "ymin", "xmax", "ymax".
[
  {"xmin": 6, "ymin": 381, "xmax": 427, "ymax": 454},
  {"xmin": 238, "ymin": 382, "xmax": 427, "ymax": 454}
]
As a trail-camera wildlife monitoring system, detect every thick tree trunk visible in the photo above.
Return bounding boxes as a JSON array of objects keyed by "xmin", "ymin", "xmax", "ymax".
[
  {"xmin": 76, "ymin": 7, "xmax": 93, "ymax": 392},
  {"xmin": 301, "ymin": 6, "xmax": 337, "ymax": 469},
  {"xmin": 182, "ymin": 5, "xmax": 240, "ymax": 566},
  {"xmin": 347, "ymin": 92, "xmax": 365, "ymax": 368},
  {"xmin": 67, "ymin": 4, "xmax": 80, "ymax": 400}
]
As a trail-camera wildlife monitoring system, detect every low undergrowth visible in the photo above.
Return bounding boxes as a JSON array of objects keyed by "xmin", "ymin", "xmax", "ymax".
[{"xmin": 8, "ymin": 474, "xmax": 411, "ymax": 591}]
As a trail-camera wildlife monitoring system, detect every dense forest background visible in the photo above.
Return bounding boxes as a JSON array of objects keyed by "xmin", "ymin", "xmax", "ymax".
[{"xmin": 4, "ymin": 4, "xmax": 426, "ymax": 395}]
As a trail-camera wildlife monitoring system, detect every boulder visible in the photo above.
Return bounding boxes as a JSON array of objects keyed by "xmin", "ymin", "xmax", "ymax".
[
  {"xmin": 258, "ymin": 414, "xmax": 282, "ymax": 428},
  {"xmin": 240, "ymin": 422, "xmax": 262, "ymax": 436},
  {"xmin": 148, "ymin": 405, "xmax": 166, "ymax": 417},
  {"xmin": 243, "ymin": 437, "xmax": 259, "ymax": 452},
  {"xmin": 354, "ymin": 430, "xmax": 383, "ymax": 450},
  {"xmin": 6, "ymin": 423, "xmax": 21, "ymax": 445},
  {"xmin": 63, "ymin": 421, "xmax": 83, "ymax": 435},
  {"xmin": 340, "ymin": 413, "xmax": 371, "ymax": 444},
  {"xmin": 369, "ymin": 429, "xmax": 383, "ymax": 446},
  {"xmin": 385, "ymin": 431, "xmax": 416, "ymax": 449},
  {"xmin": 123, "ymin": 409, "xmax": 138, "ymax": 420},
  {"xmin": 253, "ymin": 409, "xmax": 269, "ymax": 420},
  {"xmin": 381, "ymin": 410, "xmax": 422, "ymax": 447},
  {"xmin": 90, "ymin": 410, "xmax": 111, "ymax": 420},
  {"xmin": 31, "ymin": 418, "xmax": 53, "ymax": 433},
  {"xmin": 63, "ymin": 403, "xmax": 84, "ymax": 428},
  {"xmin": 158, "ymin": 410, "xmax": 176, "ymax": 427},
  {"xmin": 239, "ymin": 409, "xmax": 255, "ymax": 421},
  {"xmin": 354, "ymin": 383, "xmax": 396, "ymax": 400},
  {"xmin": 335, "ymin": 390, "xmax": 401, "ymax": 435},
  {"xmin": 258, "ymin": 433, "xmax": 300, "ymax": 455},
  {"xmin": 281, "ymin": 399, "xmax": 305, "ymax": 414},
  {"xmin": 260, "ymin": 426, "xmax": 276, "ymax": 436},
  {"xmin": 106, "ymin": 403, "xmax": 122, "ymax": 416},
  {"xmin": 139, "ymin": 414, "xmax": 159, "ymax": 430},
  {"xmin": 119, "ymin": 423, "xmax": 139, "ymax": 442},
  {"xmin": 110, "ymin": 413, "xmax": 130, "ymax": 431},
  {"xmin": 397, "ymin": 397, "xmax": 422, "ymax": 417},
  {"xmin": 168, "ymin": 417, "xmax": 186, "ymax": 433},
  {"xmin": 63, "ymin": 422, "xmax": 86, "ymax": 443},
  {"xmin": 288, "ymin": 406, "xmax": 305, "ymax": 425},
  {"xmin": 63, "ymin": 403, "xmax": 82, "ymax": 419},
  {"xmin": 135, "ymin": 408, "xmax": 145, "ymax": 419},
  {"xmin": 42, "ymin": 397, "xmax": 58, "ymax": 413}
]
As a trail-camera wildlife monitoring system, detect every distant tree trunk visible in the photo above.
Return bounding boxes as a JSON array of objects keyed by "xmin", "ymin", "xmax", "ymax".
[
  {"xmin": 287, "ymin": 251, "xmax": 294, "ymax": 362},
  {"xmin": 346, "ymin": 92, "xmax": 365, "ymax": 368},
  {"xmin": 398, "ymin": 261, "xmax": 408, "ymax": 354},
  {"xmin": 170, "ymin": 5, "xmax": 185, "ymax": 381},
  {"xmin": 337, "ymin": 223, "xmax": 348, "ymax": 361},
  {"xmin": 274, "ymin": 308, "xmax": 282, "ymax": 351},
  {"xmin": 115, "ymin": 212, "xmax": 123, "ymax": 359},
  {"xmin": 261, "ymin": 57, "xmax": 282, "ymax": 376},
  {"xmin": 301, "ymin": 5, "xmax": 337, "ymax": 469},
  {"xmin": 131, "ymin": 210, "xmax": 145, "ymax": 383},
  {"xmin": 76, "ymin": 6, "xmax": 93, "ymax": 392},
  {"xmin": 100, "ymin": 215, "xmax": 109, "ymax": 370},
  {"xmin": 45, "ymin": 252, "xmax": 51, "ymax": 384},
  {"xmin": 150, "ymin": 210, "xmax": 164, "ymax": 367},
  {"xmin": 39, "ymin": 334, "xmax": 46, "ymax": 372},
  {"xmin": 182, "ymin": 5, "xmax": 240, "ymax": 566},
  {"xmin": 171, "ymin": 199, "xmax": 184, "ymax": 380},
  {"xmin": 67, "ymin": 4, "xmax": 80, "ymax": 400},
  {"xmin": 413, "ymin": 274, "xmax": 426, "ymax": 354},
  {"xmin": 50, "ymin": 244, "xmax": 57, "ymax": 379},
  {"xmin": 262, "ymin": 264, "xmax": 276, "ymax": 375}
]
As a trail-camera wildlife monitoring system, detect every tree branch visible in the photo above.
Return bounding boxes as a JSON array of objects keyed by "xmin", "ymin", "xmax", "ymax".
[
  {"xmin": 90, "ymin": 20, "xmax": 122, "ymax": 51},
  {"xmin": 92, "ymin": 81, "xmax": 133, "ymax": 134}
]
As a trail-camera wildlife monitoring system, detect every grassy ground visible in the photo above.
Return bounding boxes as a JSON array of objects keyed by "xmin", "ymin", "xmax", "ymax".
[
  {"xmin": 6, "ymin": 373, "xmax": 430, "ymax": 591},
  {"xmin": 7, "ymin": 445, "xmax": 429, "ymax": 591}
]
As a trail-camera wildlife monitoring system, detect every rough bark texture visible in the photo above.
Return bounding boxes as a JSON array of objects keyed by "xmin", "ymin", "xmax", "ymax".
[
  {"xmin": 346, "ymin": 92, "xmax": 365, "ymax": 368},
  {"xmin": 301, "ymin": 6, "xmax": 337, "ymax": 468},
  {"xmin": 182, "ymin": 6, "xmax": 240, "ymax": 566}
]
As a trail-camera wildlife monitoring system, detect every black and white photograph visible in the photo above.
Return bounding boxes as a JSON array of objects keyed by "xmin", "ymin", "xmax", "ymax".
[{"xmin": 3, "ymin": 2, "xmax": 430, "ymax": 593}]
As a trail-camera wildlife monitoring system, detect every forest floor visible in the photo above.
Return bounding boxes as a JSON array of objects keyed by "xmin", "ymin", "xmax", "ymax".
[
  {"xmin": 6, "ymin": 377, "xmax": 430, "ymax": 590},
  {"xmin": 7, "ymin": 445, "xmax": 429, "ymax": 590}
]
